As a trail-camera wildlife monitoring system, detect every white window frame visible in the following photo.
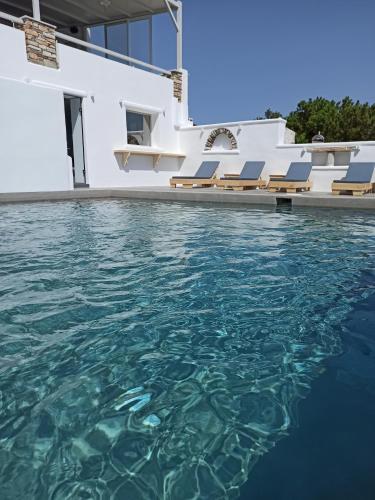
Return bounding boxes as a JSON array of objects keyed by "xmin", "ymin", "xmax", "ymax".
[
  {"xmin": 121, "ymin": 100, "xmax": 164, "ymax": 149},
  {"xmin": 126, "ymin": 111, "xmax": 152, "ymax": 147}
]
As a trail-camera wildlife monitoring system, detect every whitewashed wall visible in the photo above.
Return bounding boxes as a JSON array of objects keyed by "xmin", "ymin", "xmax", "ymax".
[
  {"xmin": 276, "ymin": 143, "xmax": 375, "ymax": 190},
  {"xmin": 0, "ymin": 23, "xmax": 184, "ymax": 192},
  {"xmin": 1, "ymin": 23, "xmax": 375, "ymax": 194},
  {"xmin": 179, "ymin": 119, "xmax": 375, "ymax": 192},
  {"xmin": 0, "ymin": 78, "xmax": 72, "ymax": 192},
  {"xmin": 179, "ymin": 119, "xmax": 285, "ymax": 180}
]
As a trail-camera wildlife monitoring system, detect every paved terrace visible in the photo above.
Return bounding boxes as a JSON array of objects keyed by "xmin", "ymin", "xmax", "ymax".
[{"xmin": 0, "ymin": 187, "xmax": 375, "ymax": 210}]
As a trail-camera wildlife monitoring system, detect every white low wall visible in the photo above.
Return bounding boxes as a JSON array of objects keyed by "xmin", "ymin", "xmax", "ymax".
[
  {"xmin": 276, "ymin": 143, "xmax": 375, "ymax": 191},
  {"xmin": 311, "ymin": 167, "xmax": 347, "ymax": 192},
  {"xmin": 179, "ymin": 119, "xmax": 286, "ymax": 179},
  {"xmin": 179, "ymin": 120, "xmax": 375, "ymax": 192}
]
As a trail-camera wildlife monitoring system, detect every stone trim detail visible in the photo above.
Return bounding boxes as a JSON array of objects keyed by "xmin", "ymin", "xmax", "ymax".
[
  {"xmin": 204, "ymin": 128, "xmax": 238, "ymax": 151},
  {"xmin": 163, "ymin": 70, "xmax": 182, "ymax": 102},
  {"xmin": 22, "ymin": 17, "xmax": 58, "ymax": 69}
]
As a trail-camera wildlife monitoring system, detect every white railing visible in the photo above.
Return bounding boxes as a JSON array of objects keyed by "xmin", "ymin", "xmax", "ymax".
[
  {"xmin": 0, "ymin": 10, "xmax": 24, "ymax": 26},
  {"xmin": 56, "ymin": 32, "xmax": 171, "ymax": 76},
  {"xmin": 0, "ymin": 10, "xmax": 170, "ymax": 76}
]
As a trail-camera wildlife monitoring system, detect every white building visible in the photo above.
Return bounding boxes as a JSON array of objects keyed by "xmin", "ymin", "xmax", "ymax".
[{"xmin": 0, "ymin": 0, "xmax": 374, "ymax": 194}]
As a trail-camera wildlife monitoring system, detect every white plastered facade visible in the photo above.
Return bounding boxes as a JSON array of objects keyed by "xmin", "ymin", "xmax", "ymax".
[{"xmin": 1, "ymin": 22, "xmax": 375, "ymax": 194}]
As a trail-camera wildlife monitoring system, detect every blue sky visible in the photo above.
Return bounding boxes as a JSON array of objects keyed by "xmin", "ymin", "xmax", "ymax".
[{"xmin": 155, "ymin": 0, "xmax": 375, "ymax": 125}]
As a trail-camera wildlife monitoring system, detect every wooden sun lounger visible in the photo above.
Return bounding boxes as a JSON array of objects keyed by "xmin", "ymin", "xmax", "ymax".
[
  {"xmin": 216, "ymin": 178, "xmax": 267, "ymax": 190},
  {"xmin": 267, "ymin": 180, "xmax": 312, "ymax": 193},
  {"xmin": 331, "ymin": 182, "xmax": 374, "ymax": 196},
  {"xmin": 169, "ymin": 177, "xmax": 216, "ymax": 188},
  {"xmin": 267, "ymin": 162, "xmax": 312, "ymax": 193},
  {"xmin": 331, "ymin": 163, "xmax": 375, "ymax": 196},
  {"xmin": 170, "ymin": 161, "xmax": 219, "ymax": 188},
  {"xmin": 215, "ymin": 161, "xmax": 266, "ymax": 190}
]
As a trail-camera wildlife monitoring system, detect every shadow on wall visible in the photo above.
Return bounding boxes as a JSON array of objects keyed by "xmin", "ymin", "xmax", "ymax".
[
  {"xmin": 298, "ymin": 147, "xmax": 360, "ymax": 165},
  {"xmin": 311, "ymin": 151, "xmax": 358, "ymax": 166},
  {"xmin": 209, "ymin": 133, "xmax": 233, "ymax": 151},
  {"xmin": 115, "ymin": 153, "xmax": 183, "ymax": 173}
]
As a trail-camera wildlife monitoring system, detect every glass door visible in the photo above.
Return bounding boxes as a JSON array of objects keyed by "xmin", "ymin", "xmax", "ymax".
[{"xmin": 64, "ymin": 96, "xmax": 87, "ymax": 187}]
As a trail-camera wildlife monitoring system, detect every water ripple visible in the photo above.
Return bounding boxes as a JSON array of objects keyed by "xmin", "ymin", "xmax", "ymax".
[{"xmin": 0, "ymin": 201, "xmax": 374, "ymax": 499}]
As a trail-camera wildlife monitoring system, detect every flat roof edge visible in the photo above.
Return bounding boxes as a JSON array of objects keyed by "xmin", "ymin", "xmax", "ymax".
[
  {"xmin": 178, "ymin": 118, "xmax": 287, "ymax": 131},
  {"xmin": 277, "ymin": 141, "xmax": 375, "ymax": 148}
]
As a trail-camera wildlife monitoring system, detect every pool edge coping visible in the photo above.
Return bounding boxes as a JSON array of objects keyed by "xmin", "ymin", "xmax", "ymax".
[{"xmin": 0, "ymin": 188, "xmax": 374, "ymax": 210}]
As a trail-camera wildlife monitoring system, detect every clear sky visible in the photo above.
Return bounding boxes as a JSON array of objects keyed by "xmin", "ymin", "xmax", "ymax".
[{"xmin": 169, "ymin": 0, "xmax": 375, "ymax": 125}]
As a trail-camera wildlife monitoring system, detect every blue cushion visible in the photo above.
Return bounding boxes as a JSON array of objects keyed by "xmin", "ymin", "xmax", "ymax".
[
  {"xmin": 283, "ymin": 162, "xmax": 312, "ymax": 181},
  {"xmin": 195, "ymin": 161, "xmax": 219, "ymax": 178},
  {"xmin": 333, "ymin": 162, "xmax": 375, "ymax": 183},
  {"xmin": 239, "ymin": 161, "xmax": 265, "ymax": 180}
]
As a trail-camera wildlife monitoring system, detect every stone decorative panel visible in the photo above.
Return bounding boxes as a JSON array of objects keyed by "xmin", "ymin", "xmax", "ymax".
[
  {"xmin": 22, "ymin": 17, "xmax": 58, "ymax": 69},
  {"xmin": 163, "ymin": 70, "xmax": 182, "ymax": 102},
  {"xmin": 204, "ymin": 128, "xmax": 238, "ymax": 151}
]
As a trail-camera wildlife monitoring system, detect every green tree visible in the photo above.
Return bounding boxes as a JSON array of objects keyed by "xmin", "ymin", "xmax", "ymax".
[
  {"xmin": 260, "ymin": 97, "xmax": 375, "ymax": 143},
  {"xmin": 338, "ymin": 97, "xmax": 375, "ymax": 141},
  {"xmin": 286, "ymin": 98, "xmax": 340, "ymax": 143},
  {"xmin": 264, "ymin": 108, "xmax": 283, "ymax": 119}
]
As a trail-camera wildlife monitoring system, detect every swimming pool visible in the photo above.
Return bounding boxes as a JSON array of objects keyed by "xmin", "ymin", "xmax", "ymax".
[{"xmin": 0, "ymin": 200, "xmax": 374, "ymax": 499}]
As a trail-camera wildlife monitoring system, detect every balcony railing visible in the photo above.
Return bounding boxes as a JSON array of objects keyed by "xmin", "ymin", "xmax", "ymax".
[
  {"xmin": 55, "ymin": 32, "xmax": 171, "ymax": 76},
  {"xmin": 0, "ymin": 10, "xmax": 23, "ymax": 26},
  {"xmin": 0, "ymin": 10, "xmax": 171, "ymax": 76}
]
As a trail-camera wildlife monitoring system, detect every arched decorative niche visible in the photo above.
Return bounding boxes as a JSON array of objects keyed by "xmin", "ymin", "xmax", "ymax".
[{"xmin": 204, "ymin": 127, "xmax": 238, "ymax": 151}]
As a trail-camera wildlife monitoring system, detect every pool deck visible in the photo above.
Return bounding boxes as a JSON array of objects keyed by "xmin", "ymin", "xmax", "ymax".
[{"xmin": 0, "ymin": 187, "xmax": 375, "ymax": 209}]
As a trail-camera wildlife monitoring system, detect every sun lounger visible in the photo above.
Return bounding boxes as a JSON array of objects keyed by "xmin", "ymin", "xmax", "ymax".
[
  {"xmin": 331, "ymin": 162, "xmax": 375, "ymax": 196},
  {"xmin": 169, "ymin": 161, "xmax": 219, "ymax": 188},
  {"xmin": 268, "ymin": 162, "xmax": 312, "ymax": 193},
  {"xmin": 215, "ymin": 161, "xmax": 266, "ymax": 190}
]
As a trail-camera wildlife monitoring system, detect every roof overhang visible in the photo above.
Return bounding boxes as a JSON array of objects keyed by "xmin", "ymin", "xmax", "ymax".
[{"xmin": 0, "ymin": 0, "xmax": 179, "ymax": 28}]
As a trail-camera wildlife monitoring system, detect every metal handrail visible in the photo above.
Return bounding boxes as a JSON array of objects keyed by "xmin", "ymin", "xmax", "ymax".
[
  {"xmin": 0, "ymin": 10, "xmax": 170, "ymax": 75},
  {"xmin": 56, "ymin": 32, "xmax": 171, "ymax": 76},
  {"xmin": 0, "ymin": 10, "xmax": 24, "ymax": 25}
]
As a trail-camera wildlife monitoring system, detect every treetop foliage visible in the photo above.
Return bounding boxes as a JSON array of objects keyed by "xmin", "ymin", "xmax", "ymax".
[{"xmin": 259, "ymin": 97, "xmax": 375, "ymax": 143}]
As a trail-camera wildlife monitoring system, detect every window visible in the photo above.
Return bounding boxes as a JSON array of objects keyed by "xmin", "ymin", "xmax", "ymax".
[
  {"xmin": 129, "ymin": 19, "xmax": 151, "ymax": 64},
  {"xmin": 106, "ymin": 23, "xmax": 128, "ymax": 62},
  {"xmin": 126, "ymin": 111, "xmax": 151, "ymax": 146},
  {"xmin": 152, "ymin": 13, "xmax": 176, "ymax": 70},
  {"xmin": 86, "ymin": 25, "xmax": 105, "ymax": 57},
  {"xmin": 86, "ymin": 17, "xmax": 152, "ymax": 66}
]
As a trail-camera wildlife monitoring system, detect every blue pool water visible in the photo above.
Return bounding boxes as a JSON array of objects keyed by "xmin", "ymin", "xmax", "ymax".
[{"xmin": 0, "ymin": 200, "xmax": 374, "ymax": 500}]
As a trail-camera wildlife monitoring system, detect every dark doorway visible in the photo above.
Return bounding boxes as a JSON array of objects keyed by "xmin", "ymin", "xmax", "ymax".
[{"xmin": 64, "ymin": 95, "xmax": 88, "ymax": 187}]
